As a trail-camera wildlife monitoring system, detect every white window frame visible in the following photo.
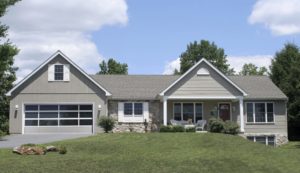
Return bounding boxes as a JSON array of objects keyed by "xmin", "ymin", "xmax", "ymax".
[
  {"xmin": 247, "ymin": 136, "xmax": 275, "ymax": 146},
  {"xmin": 245, "ymin": 102, "xmax": 275, "ymax": 123},
  {"xmin": 123, "ymin": 102, "xmax": 144, "ymax": 117},
  {"xmin": 24, "ymin": 104, "xmax": 93, "ymax": 127},
  {"xmin": 54, "ymin": 64, "xmax": 64, "ymax": 81},
  {"xmin": 173, "ymin": 102, "xmax": 203, "ymax": 123}
]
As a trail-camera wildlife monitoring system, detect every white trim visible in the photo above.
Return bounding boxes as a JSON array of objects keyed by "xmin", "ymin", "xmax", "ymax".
[
  {"xmin": 218, "ymin": 102, "xmax": 232, "ymax": 121},
  {"xmin": 159, "ymin": 58, "xmax": 247, "ymax": 96},
  {"xmin": 245, "ymin": 102, "xmax": 275, "ymax": 124},
  {"xmin": 118, "ymin": 101, "xmax": 148, "ymax": 123},
  {"xmin": 163, "ymin": 97, "xmax": 167, "ymax": 125},
  {"xmin": 167, "ymin": 96, "xmax": 239, "ymax": 100},
  {"xmin": 6, "ymin": 50, "xmax": 112, "ymax": 96},
  {"xmin": 239, "ymin": 97, "xmax": 244, "ymax": 132}
]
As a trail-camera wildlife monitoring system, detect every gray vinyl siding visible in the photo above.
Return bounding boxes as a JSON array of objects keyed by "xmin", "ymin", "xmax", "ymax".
[
  {"xmin": 9, "ymin": 55, "xmax": 107, "ymax": 134},
  {"xmin": 243, "ymin": 100, "xmax": 287, "ymax": 135},
  {"xmin": 165, "ymin": 62, "xmax": 243, "ymax": 97}
]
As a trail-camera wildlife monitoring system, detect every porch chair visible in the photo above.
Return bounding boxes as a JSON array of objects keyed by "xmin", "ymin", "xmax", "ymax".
[{"xmin": 195, "ymin": 120, "xmax": 207, "ymax": 132}]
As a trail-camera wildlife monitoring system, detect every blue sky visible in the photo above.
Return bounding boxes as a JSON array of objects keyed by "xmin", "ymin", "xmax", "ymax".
[{"xmin": 3, "ymin": 0, "xmax": 300, "ymax": 80}]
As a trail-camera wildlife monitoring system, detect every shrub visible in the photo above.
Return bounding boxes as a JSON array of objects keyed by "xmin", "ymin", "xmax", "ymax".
[
  {"xmin": 98, "ymin": 116, "xmax": 116, "ymax": 133},
  {"xmin": 0, "ymin": 117, "xmax": 9, "ymax": 134},
  {"xmin": 208, "ymin": 118, "xmax": 224, "ymax": 133},
  {"xmin": 59, "ymin": 146, "xmax": 67, "ymax": 154},
  {"xmin": 172, "ymin": 125, "xmax": 185, "ymax": 132},
  {"xmin": 0, "ymin": 130, "xmax": 5, "ymax": 139},
  {"xmin": 185, "ymin": 127, "xmax": 196, "ymax": 132},
  {"xmin": 160, "ymin": 125, "xmax": 173, "ymax": 132},
  {"xmin": 223, "ymin": 121, "xmax": 240, "ymax": 135}
]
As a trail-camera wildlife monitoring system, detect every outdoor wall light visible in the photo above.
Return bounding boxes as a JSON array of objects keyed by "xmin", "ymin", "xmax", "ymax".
[
  {"xmin": 15, "ymin": 104, "xmax": 19, "ymax": 110},
  {"xmin": 98, "ymin": 104, "xmax": 102, "ymax": 110}
]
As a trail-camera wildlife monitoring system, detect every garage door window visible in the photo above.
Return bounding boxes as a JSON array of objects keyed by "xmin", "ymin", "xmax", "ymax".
[{"xmin": 24, "ymin": 104, "xmax": 93, "ymax": 126}]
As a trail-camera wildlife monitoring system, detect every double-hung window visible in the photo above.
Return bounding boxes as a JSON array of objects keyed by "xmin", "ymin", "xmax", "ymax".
[
  {"xmin": 246, "ymin": 102, "xmax": 274, "ymax": 123},
  {"xmin": 54, "ymin": 65, "xmax": 64, "ymax": 80},
  {"xmin": 124, "ymin": 102, "xmax": 143, "ymax": 117}
]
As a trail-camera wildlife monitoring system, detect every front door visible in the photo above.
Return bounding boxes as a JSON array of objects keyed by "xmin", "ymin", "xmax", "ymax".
[{"xmin": 219, "ymin": 103, "xmax": 231, "ymax": 121}]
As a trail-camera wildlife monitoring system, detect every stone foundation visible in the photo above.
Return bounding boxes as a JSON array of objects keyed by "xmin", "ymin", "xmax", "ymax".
[{"xmin": 241, "ymin": 133, "xmax": 288, "ymax": 146}]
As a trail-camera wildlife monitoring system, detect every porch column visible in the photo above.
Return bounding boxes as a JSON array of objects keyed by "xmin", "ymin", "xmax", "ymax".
[
  {"xmin": 239, "ymin": 97, "xmax": 245, "ymax": 132},
  {"xmin": 163, "ymin": 97, "xmax": 167, "ymax": 125}
]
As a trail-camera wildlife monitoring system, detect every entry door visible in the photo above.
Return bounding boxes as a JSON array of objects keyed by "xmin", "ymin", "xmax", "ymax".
[{"xmin": 219, "ymin": 103, "xmax": 231, "ymax": 121}]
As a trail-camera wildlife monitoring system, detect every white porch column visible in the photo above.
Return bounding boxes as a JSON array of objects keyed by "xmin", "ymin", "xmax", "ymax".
[
  {"xmin": 163, "ymin": 97, "xmax": 167, "ymax": 125},
  {"xmin": 239, "ymin": 97, "xmax": 245, "ymax": 132}
]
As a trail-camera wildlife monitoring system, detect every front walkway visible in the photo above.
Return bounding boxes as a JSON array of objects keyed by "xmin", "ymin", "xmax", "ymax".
[{"xmin": 0, "ymin": 134, "xmax": 91, "ymax": 148}]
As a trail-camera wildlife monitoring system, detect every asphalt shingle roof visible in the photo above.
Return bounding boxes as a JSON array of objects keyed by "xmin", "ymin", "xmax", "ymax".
[{"xmin": 90, "ymin": 75, "xmax": 287, "ymax": 100}]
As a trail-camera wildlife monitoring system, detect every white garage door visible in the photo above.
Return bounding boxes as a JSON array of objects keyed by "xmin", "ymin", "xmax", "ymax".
[{"xmin": 24, "ymin": 104, "xmax": 93, "ymax": 134}]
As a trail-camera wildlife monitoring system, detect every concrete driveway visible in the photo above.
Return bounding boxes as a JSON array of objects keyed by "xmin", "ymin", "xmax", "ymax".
[{"xmin": 0, "ymin": 134, "xmax": 92, "ymax": 148}]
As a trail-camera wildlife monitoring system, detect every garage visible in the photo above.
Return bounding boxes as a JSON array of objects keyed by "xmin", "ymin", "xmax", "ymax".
[{"xmin": 23, "ymin": 104, "xmax": 93, "ymax": 134}]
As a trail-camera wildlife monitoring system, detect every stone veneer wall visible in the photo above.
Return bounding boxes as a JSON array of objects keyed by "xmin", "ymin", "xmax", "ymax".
[
  {"xmin": 108, "ymin": 100, "xmax": 162, "ymax": 133},
  {"xmin": 241, "ymin": 133, "xmax": 288, "ymax": 146}
]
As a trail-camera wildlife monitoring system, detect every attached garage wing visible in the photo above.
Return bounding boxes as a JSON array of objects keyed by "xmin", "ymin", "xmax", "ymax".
[{"xmin": 23, "ymin": 104, "xmax": 93, "ymax": 134}]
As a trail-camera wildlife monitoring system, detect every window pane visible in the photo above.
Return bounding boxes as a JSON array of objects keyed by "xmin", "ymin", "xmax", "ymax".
[
  {"xmin": 255, "ymin": 136, "xmax": 266, "ymax": 145},
  {"xmin": 39, "ymin": 120, "xmax": 58, "ymax": 126},
  {"xmin": 40, "ymin": 112, "xmax": 58, "ymax": 118},
  {"xmin": 267, "ymin": 136, "xmax": 275, "ymax": 146},
  {"xmin": 183, "ymin": 103, "xmax": 194, "ymax": 122},
  {"xmin": 80, "ymin": 119, "xmax": 92, "ymax": 125},
  {"xmin": 60, "ymin": 112, "xmax": 78, "ymax": 118},
  {"xmin": 55, "ymin": 65, "xmax": 64, "ymax": 73},
  {"xmin": 195, "ymin": 103, "xmax": 202, "ymax": 122},
  {"xmin": 55, "ymin": 73, "xmax": 63, "ymax": 80},
  {"xmin": 124, "ymin": 103, "xmax": 133, "ymax": 116},
  {"xmin": 247, "ymin": 136, "xmax": 255, "ymax": 141},
  {"xmin": 80, "ymin": 112, "xmax": 92, "ymax": 118},
  {"xmin": 246, "ymin": 103, "xmax": 254, "ymax": 122},
  {"xmin": 25, "ymin": 112, "xmax": 38, "ymax": 118},
  {"xmin": 25, "ymin": 105, "xmax": 38, "ymax": 111},
  {"xmin": 267, "ymin": 103, "xmax": 273, "ymax": 112},
  {"xmin": 80, "ymin": 105, "xmax": 92, "ymax": 110},
  {"xmin": 40, "ymin": 105, "xmax": 58, "ymax": 111},
  {"xmin": 255, "ymin": 103, "xmax": 265, "ymax": 122},
  {"xmin": 267, "ymin": 113, "xmax": 274, "ymax": 122},
  {"xmin": 60, "ymin": 105, "xmax": 78, "ymax": 110},
  {"xmin": 60, "ymin": 120, "xmax": 78, "ymax": 126},
  {"xmin": 174, "ymin": 103, "xmax": 181, "ymax": 121},
  {"xmin": 134, "ymin": 103, "xmax": 143, "ymax": 115},
  {"xmin": 25, "ymin": 120, "xmax": 38, "ymax": 126},
  {"xmin": 267, "ymin": 103, "xmax": 274, "ymax": 122}
]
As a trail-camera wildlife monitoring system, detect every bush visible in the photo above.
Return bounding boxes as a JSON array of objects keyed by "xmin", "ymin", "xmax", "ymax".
[
  {"xmin": 172, "ymin": 125, "xmax": 185, "ymax": 132},
  {"xmin": 160, "ymin": 125, "xmax": 173, "ymax": 132},
  {"xmin": 59, "ymin": 146, "xmax": 67, "ymax": 154},
  {"xmin": 208, "ymin": 118, "xmax": 224, "ymax": 133},
  {"xmin": 0, "ymin": 117, "xmax": 9, "ymax": 134},
  {"xmin": 0, "ymin": 130, "xmax": 5, "ymax": 139},
  {"xmin": 223, "ymin": 121, "xmax": 240, "ymax": 135},
  {"xmin": 185, "ymin": 127, "xmax": 196, "ymax": 132},
  {"xmin": 98, "ymin": 116, "xmax": 116, "ymax": 133}
]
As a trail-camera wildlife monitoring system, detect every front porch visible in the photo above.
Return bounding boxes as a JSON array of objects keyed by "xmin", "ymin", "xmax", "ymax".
[{"xmin": 162, "ymin": 97, "xmax": 245, "ymax": 132}]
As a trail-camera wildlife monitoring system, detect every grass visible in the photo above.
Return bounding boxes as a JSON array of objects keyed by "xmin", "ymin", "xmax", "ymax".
[{"xmin": 0, "ymin": 133, "xmax": 300, "ymax": 173}]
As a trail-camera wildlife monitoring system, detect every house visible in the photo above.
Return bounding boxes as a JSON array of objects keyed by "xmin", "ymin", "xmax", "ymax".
[{"xmin": 7, "ymin": 51, "xmax": 288, "ymax": 146}]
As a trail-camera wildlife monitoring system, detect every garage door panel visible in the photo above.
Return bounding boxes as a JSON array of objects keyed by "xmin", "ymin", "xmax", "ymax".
[{"xmin": 24, "ymin": 104, "xmax": 93, "ymax": 134}]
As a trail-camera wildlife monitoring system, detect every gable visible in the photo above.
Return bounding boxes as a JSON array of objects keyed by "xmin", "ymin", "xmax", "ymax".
[
  {"xmin": 7, "ymin": 51, "xmax": 111, "ymax": 97},
  {"xmin": 162, "ymin": 59, "xmax": 246, "ymax": 97}
]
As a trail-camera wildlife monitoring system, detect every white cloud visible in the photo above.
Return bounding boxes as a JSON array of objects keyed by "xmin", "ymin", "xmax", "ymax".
[
  {"xmin": 249, "ymin": 0, "xmax": 300, "ymax": 35},
  {"xmin": 163, "ymin": 55, "xmax": 273, "ymax": 75},
  {"xmin": 227, "ymin": 55, "xmax": 273, "ymax": 73},
  {"xmin": 163, "ymin": 58, "xmax": 180, "ymax": 74},
  {"xmin": 2, "ymin": 0, "xmax": 128, "ymax": 81}
]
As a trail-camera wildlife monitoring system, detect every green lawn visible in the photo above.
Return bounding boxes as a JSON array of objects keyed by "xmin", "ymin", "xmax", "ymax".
[{"xmin": 0, "ymin": 133, "xmax": 300, "ymax": 173}]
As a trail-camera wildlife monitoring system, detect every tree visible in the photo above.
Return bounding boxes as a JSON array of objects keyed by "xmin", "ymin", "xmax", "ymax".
[
  {"xmin": 270, "ymin": 43, "xmax": 300, "ymax": 122},
  {"xmin": 178, "ymin": 40, "xmax": 234, "ymax": 75},
  {"xmin": 97, "ymin": 58, "xmax": 128, "ymax": 75},
  {"xmin": 0, "ymin": 0, "xmax": 20, "ymax": 134},
  {"xmin": 239, "ymin": 63, "xmax": 267, "ymax": 76}
]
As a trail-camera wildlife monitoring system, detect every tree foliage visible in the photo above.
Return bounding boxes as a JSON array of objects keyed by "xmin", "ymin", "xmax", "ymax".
[
  {"xmin": 270, "ymin": 43, "xmax": 300, "ymax": 121},
  {"xmin": 97, "ymin": 58, "xmax": 128, "ymax": 75},
  {"xmin": 239, "ymin": 63, "xmax": 267, "ymax": 76},
  {"xmin": 178, "ymin": 40, "xmax": 234, "ymax": 75},
  {"xmin": 0, "ymin": 0, "xmax": 20, "ymax": 133}
]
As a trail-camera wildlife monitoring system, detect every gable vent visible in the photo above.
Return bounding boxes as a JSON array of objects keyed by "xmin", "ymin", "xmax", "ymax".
[{"xmin": 197, "ymin": 68, "xmax": 210, "ymax": 76}]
